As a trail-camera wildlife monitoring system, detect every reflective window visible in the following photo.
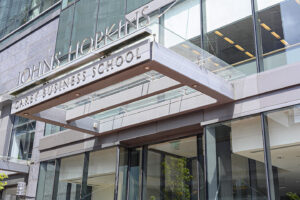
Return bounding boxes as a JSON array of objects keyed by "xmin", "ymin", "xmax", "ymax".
[
  {"xmin": 97, "ymin": 0, "xmax": 125, "ymax": 33},
  {"xmin": 56, "ymin": 0, "xmax": 126, "ymax": 60},
  {"xmin": 145, "ymin": 137, "xmax": 198, "ymax": 200},
  {"xmin": 206, "ymin": 116, "xmax": 268, "ymax": 199},
  {"xmin": 57, "ymin": 154, "xmax": 84, "ymax": 199},
  {"xmin": 85, "ymin": 148, "xmax": 117, "ymax": 199},
  {"xmin": 55, "ymin": 4, "xmax": 75, "ymax": 58},
  {"xmin": 128, "ymin": 148, "xmax": 142, "ymax": 200},
  {"xmin": 164, "ymin": 0, "xmax": 201, "ymax": 47},
  {"xmin": 70, "ymin": 0, "xmax": 98, "ymax": 48},
  {"xmin": 118, "ymin": 147, "xmax": 129, "ymax": 200},
  {"xmin": 9, "ymin": 116, "xmax": 36, "ymax": 160},
  {"xmin": 44, "ymin": 124, "xmax": 67, "ymax": 136},
  {"xmin": 0, "ymin": 0, "xmax": 59, "ymax": 40},
  {"xmin": 264, "ymin": 106, "xmax": 300, "ymax": 199},
  {"xmin": 255, "ymin": 0, "xmax": 300, "ymax": 71},
  {"xmin": 36, "ymin": 160, "xmax": 56, "ymax": 200},
  {"xmin": 202, "ymin": 0, "xmax": 257, "ymax": 80},
  {"xmin": 126, "ymin": 0, "xmax": 152, "ymax": 13}
]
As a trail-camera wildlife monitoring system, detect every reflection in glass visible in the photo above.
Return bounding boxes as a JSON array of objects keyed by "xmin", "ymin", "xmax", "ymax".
[
  {"xmin": 256, "ymin": 0, "xmax": 300, "ymax": 70},
  {"xmin": 164, "ymin": 0, "xmax": 201, "ymax": 48},
  {"xmin": 57, "ymin": 154, "xmax": 84, "ymax": 200},
  {"xmin": 265, "ymin": 106, "xmax": 300, "ymax": 199},
  {"xmin": 202, "ymin": 0, "xmax": 257, "ymax": 80},
  {"xmin": 118, "ymin": 147, "xmax": 128, "ymax": 200},
  {"xmin": 128, "ymin": 148, "xmax": 142, "ymax": 200},
  {"xmin": 145, "ymin": 137, "xmax": 198, "ymax": 200},
  {"xmin": 44, "ymin": 123, "xmax": 67, "ymax": 136},
  {"xmin": 70, "ymin": 0, "xmax": 98, "ymax": 49},
  {"xmin": 85, "ymin": 148, "xmax": 117, "ymax": 199},
  {"xmin": 126, "ymin": 0, "xmax": 151, "ymax": 13},
  {"xmin": 206, "ymin": 116, "xmax": 268, "ymax": 199},
  {"xmin": 0, "ymin": 0, "xmax": 58, "ymax": 39},
  {"xmin": 36, "ymin": 160, "xmax": 56, "ymax": 200},
  {"xmin": 9, "ymin": 116, "xmax": 36, "ymax": 160}
]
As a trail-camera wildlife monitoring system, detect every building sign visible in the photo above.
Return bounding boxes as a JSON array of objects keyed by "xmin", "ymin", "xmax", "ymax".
[
  {"xmin": 12, "ymin": 41, "xmax": 151, "ymax": 114},
  {"xmin": 14, "ymin": 0, "xmax": 176, "ymax": 92}
]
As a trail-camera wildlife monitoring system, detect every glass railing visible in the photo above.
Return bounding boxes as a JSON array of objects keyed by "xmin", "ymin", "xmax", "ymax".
[{"xmin": 148, "ymin": 22, "xmax": 249, "ymax": 81}]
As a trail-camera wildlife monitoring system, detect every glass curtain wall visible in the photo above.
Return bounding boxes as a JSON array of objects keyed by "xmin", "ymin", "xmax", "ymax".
[
  {"xmin": 54, "ymin": 0, "xmax": 300, "ymax": 81},
  {"xmin": 0, "ymin": 0, "xmax": 59, "ymax": 40},
  {"xmin": 45, "ymin": 124, "xmax": 67, "ymax": 136},
  {"xmin": 9, "ymin": 116, "xmax": 36, "ymax": 160},
  {"xmin": 145, "ymin": 137, "xmax": 199, "ymax": 200},
  {"xmin": 205, "ymin": 116, "xmax": 268, "ymax": 200},
  {"xmin": 36, "ymin": 160, "xmax": 57, "ymax": 200},
  {"xmin": 202, "ymin": 0, "xmax": 257, "ymax": 80},
  {"xmin": 118, "ymin": 147, "xmax": 129, "ymax": 200},
  {"xmin": 55, "ymin": 0, "xmax": 127, "ymax": 60},
  {"xmin": 56, "ymin": 154, "xmax": 84, "ymax": 199},
  {"xmin": 254, "ymin": 0, "xmax": 300, "ymax": 71},
  {"xmin": 264, "ymin": 106, "xmax": 300, "ymax": 199},
  {"xmin": 85, "ymin": 148, "xmax": 117, "ymax": 200}
]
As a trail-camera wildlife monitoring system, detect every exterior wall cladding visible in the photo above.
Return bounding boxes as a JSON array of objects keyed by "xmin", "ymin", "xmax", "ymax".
[{"xmin": 1, "ymin": 0, "xmax": 300, "ymax": 200}]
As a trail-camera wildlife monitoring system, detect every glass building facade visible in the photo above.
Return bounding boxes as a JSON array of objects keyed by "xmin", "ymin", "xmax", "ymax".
[
  {"xmin": 1, "ymin": 0, "xmax": 300, "ymax": 200},
  {"xmin": 36, "ymin": 106, "xmax": 300, "ymax": 199}
]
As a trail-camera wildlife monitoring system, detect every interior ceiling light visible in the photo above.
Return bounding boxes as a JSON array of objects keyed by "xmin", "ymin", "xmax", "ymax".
[
  {"xmin": 213, "ymin": 62, "xmax": 220, "ymax": 67},
  {"xmin": 235, "ymin": 45, "xmax": 245, "ymax": 51},
  {"xmin": 296, "ymin": 0, "xmax": 300, "ymax": 5},
  {"xmin": 192, "ymin": 50, "xmax": 201, "ymax": 56},
  {"xmin": 271, "ymin": 31, "xmax": 281, "ymax": 39},
  {"xmin": 260, "ymin": 23, "xmax": 271, "ymax": 31},
  {"xmin": 214, "ymin": 31, "xmax": 223, "ymax": 37},
  {"xmin": 245, "ymin": 51, "xmax": 254, "ymax": 58},
  {"xmin": 181, "ymin": 44, "xmax": 190, "ymax": 49},
  {"xmin": 280, "ymin": 39, "xmax": 289, "ymax": 46},
  {"xmin": 224, "ymin": 37, "xmax": 235, "ymax": 44}
]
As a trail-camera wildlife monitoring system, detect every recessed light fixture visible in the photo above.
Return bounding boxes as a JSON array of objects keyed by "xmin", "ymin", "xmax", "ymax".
[
  {"xmin": 192, "ymin": 50, "xmax": 201, "ymax": 56},
  {"xmin": 75, "ymin": 93, "xmax": 80, "ymax": 97},
  {"xmin": 245, "ymin": 51, "xmax": 254, "ymax": 58},
  {"xmin": 24, "ymin": 113, "xmax": 29, "ymax": 116},
  {"xmin": 224, "ymin": 37, "xmax": 235, "ymax": 44},
  {"xmin": 192, "ymin": 84, "xmax": 198, "ymax": 88},
  {"xmin": 280, "ymin": 39, "xmax": 289, "ymax": 46},
  {"xmin": 181, "ymin": 44, "xmax": 190, "ymax": 49},
  {"xmin": 145, "ymin": 66, "xmax": 150, "ymax": 70},
  {"xmin": 271, "ymin": 31, "xmax": 281, "ymax": 39},
  {"xmin": 214, "ymin": 31, "xmax": 223, "ymax": 37},
  {"xmin": 235, "ymin": 45, "xmax": 245, "ymax": 51},
  {"xmin": 260, "ymin": 23, "xmax": 271, "ymax": 31}
]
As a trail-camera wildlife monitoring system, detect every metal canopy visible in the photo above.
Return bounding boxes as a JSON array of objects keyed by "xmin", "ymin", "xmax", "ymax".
[{"xmin": 11, "ymin": 40, "xmax": 234, "ymax": 136}]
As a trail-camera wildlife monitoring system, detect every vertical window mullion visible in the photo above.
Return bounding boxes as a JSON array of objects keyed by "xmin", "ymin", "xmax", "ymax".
[
  {"xmin": 114, "ymin": 146, "xmax": 121, "ymax": 200},
  {"xmin": 140, "ymin": 145, "xmax": 148, "ymax": 200},
  {"xmin": 251, "ymin": 0, "xmax": 264, "ymax": 72},
  {"xmin": 80, "ymin": 151, "xmax": 90, "ymax": 199},
  {"xmin": 260, "ymin": 113, "xmax": 275, "ymax": 200},
  {"xmin": 199, "ymin": 0, "xmax": 205, "ymax": 49},
  {"xmin": 52, "ymin": 158, "xmax": 61, "ymax": 200},
  {"xmin": 197, "ymin": 134, "xmax": 206, "ymax": 200},
  {"xmin": 126, "ymin": 148, "xmax": 131, "ymax": 200}
]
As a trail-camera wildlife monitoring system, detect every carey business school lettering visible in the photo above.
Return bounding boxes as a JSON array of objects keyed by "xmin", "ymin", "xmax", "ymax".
[{"xmin": 13, "ymin": 45, "xmax": 147, "ymax": 113}]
